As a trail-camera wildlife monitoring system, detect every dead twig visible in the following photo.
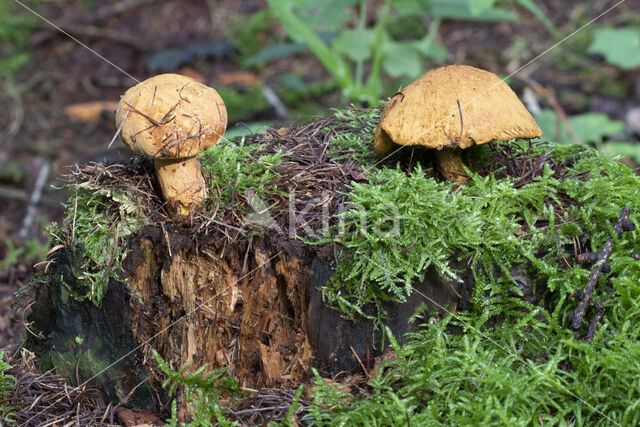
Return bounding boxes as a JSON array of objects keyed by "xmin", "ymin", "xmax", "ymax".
[
  {"xmin": 569, "ymin": 206, "xmax": 635, "ymax": 335},
  {"xmin": 517, "ymin": 75, "xmax": 580, "ymax": 144},
  {"xmin": 19, "ymin": 160, "xmax": 51, "ymax": 238}
]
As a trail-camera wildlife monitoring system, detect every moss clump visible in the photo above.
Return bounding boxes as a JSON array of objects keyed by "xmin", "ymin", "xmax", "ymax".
[
  {"xmin": 324, "ymin": 105, "xmax": 381, "ymax": 165},
  {"xmin": 199, "ymin": 136, "xmax": 289, "ymax": 214},
  {"xmin": 48, "ymin": 186, "xmax": 147, "ymax": 305},
  {"xmin": 307, "ymin": 134, "xmax": 640, "ymax": 425},
  {"xmin": 323, "ymin": 141, "xmax": 640, "ymax": 319},
  {"xmin": 0, "ymin": 351, "xmax": 17, "ymax": 424}
]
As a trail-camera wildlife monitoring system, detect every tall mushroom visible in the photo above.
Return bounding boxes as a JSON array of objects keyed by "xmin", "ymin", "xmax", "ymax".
[
  {"xmin": 115, "ymin": 73, "xmax": 227, "ymax": 216},
  {"xmin": 374, "ymin": 65, "xmax": 542, "ymax": 181}
]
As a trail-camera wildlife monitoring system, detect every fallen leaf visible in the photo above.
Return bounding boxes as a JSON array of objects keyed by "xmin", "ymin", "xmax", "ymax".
[
  {"xmin": 216, "ymin": 71, "xmax": 259, "ymax": 87},
  {"xmin": 178, "ymin": 66, "xmax": 206, "ymax": 83},
  {"xmin": 117, "ymin": 408, "xmax": 163, "ymax": 426},
  {"xmin": 64, "ymin": 101, "xmax": 118, "ymax": 123},
  {"xmin": 372, "ymin": 347, "xmax": 398, "ymax": 375}
]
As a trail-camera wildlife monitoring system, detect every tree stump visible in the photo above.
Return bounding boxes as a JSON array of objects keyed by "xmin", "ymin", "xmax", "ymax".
[
  {"xmin": 27, "ymin": 116, "xmax": 467, "ymax": 410},
  {"xmin": 29, "ymin": 227, "xmax": 465, "ymax": 409}
]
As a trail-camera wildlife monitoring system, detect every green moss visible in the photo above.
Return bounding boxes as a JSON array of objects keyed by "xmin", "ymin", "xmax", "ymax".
[
  {"xmin": 48, "ymin": 187, "xmax": 147, "ymax": 305},
  {"xmin": 325, "ymin": 104, "xmax": 382, "ymax": 165},
  {"xmin": 0, "ymin": 351, "xmax": 17, "ymax": 424},
  {"xmin": 321, "ymin": 141, "xmax": 639, "ymax": 320},
  {"xmin": 305, "ymin": 135, "xmax": 640, "ymax": 424},
  {"xmin": 215, "ymin": 86, "xmax": 270, "ymax": 123},
  {"xmin": 38, "ymin": 107, "xmax": 640, "ymax": 424},
  {"xmin": 199, "ymin": 137, "xmax": 289, "ymax": 213},
  {"xmin": 153, "ymin": 350, "xmax": 243, "ymax": 426}
]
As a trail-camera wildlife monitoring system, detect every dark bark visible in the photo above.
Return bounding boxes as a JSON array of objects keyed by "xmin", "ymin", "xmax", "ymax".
[{"xmin": 28, "ymin": 226, "xmax": 467, "ymax": 409}]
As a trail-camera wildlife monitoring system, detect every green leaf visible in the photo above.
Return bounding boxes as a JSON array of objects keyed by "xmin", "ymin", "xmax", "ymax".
[
  {"xmin": 534, "ymin": 109, "xmax": 572, "ymax": 144},
  {"xmin": 570, "ymin": 112, "xmax": 624, "ymax": 144},
  {"xmin": 600, "ymin": 141, "xmax": 640, "ymax": 164},
  {"xmin": 430, "ymin": 0, "xmax": 518, "ymax": 22},
  {"xmin": 331, "ymin": 28, "xmax": 376, "ymax": 62},
  {"xmin": 382, "ymin": 41, "xmax": 424, "ymax": 78},
  {"xmin": 414, "ymin": 36, "xmax": 448, "ymax": 62},
  {"xmin": 588, "ymin": 27, "xmax": 640, "ymax": 70},
  {"xmin": 469, "ymin": 0, "xmax": 495, "ymax": 16},
  {"xmin": 268, "ymin": 0, "xmax": 354, "ymax": 92},
  {"xmin": 392, "ymin": 0, "xmax": 431, "ymax": 16},
  {"xmin": 288, "ymin": 0, "xmax": 359, "ymax": 31},
  {"xmin": 535, "ymin": 109, "xmax": 624, "ymax": 145}
]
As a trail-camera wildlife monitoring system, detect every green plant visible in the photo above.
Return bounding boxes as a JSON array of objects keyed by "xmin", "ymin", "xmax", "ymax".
[
  {"xmin": 588, "ymin": 26, "xmax": 640, "ymax": 70},
  {"xmin": 266, "ymin": 0, "xmax": 442, "ymax": 104},
  {"xmin": 0, "ymin": 238, "xmax": 47, "ymax": 275},
  {"xmin": 264, "ymin": 0, "xmax": 555, "ymax": 104},
  {"xmin": 535, "ymin": 108, "xmax": 640, "ymax": 166},
  {"xmin": 199, "ymin": 137, "xmax": 290, "ymax": 212},
  {"xmin": 534, "ymin": 109, "xmax": 625, "ymax": 146},
  {"xmin": 0, "ymin": 1, "xmax": 38, "ymax": 77},
  {"xmin": 325, "ymin": 104, "xmax": 381, "ymax": 165},
  {"xmin": 47, "ymin": 187, "xmax": 146, "ymax": 305},
  {"xmin": 0, "ymin": 351, "xmax": 17, "ymax": 425},
  {"xmin": 153, "ymin": 350, "xmax": 242, "ymax": 426},
  {"xmin": 321, "ymin": 139, "xmax": 640, "ymax": 323},
  {"xmin": 300, "ymin": 129, "xmax": 640, "ymax": 423},
  {"xmin": 304, "ymin": 300, "xmax": 640, "ymax": 425}
]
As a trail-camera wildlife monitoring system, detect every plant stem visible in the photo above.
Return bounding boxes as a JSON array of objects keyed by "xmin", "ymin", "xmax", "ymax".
[
  {"xmin": 355, "ymin": 0, "xmax": 367, "ymax": 90},
  {"xmin": 267, "ymin": 0, "xmax": 353, "ymax": 93},
  {"xmin": 363, "ymin": 0, "xmax": 391, "ymax": 104}
]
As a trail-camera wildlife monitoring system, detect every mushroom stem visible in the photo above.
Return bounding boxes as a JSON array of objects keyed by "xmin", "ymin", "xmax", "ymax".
[
  {"xmin": 374, "ymin": 126, "xmax": 394, "ymax": 156},
  {"xmin": 154, "ymin": 157, "xmax": 207, "ymax": 216},
  {"xmin": 434, "ymin": 148, "xmax": 468, "ymax": 182}
]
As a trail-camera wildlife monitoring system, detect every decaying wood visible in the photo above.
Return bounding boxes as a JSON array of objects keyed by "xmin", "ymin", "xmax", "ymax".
[
  {"xmin": 26, "ymin": 111, "xmax": 468, "ymax": 414},
  {"xmin": 27, "ymin": 113, "xmax": 586, "ymax": 418}
]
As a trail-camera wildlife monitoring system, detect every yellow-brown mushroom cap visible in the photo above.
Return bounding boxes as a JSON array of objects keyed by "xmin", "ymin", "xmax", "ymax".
[
  {"xmin": 374, "ymin": 65, "xmax": 542, "ymax": 155},
  {"xmin": 115, "ymin": 73, "xmax": 227, "ymax": 159}
]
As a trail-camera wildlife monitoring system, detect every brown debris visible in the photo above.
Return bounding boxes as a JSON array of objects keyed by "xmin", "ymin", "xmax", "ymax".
[
  {"xmin": 64, "ymin": 101, "xmax": 119, "ymax": 123},
  {"xmin": 569, "ymin": 206, "xmax": 635, "ymax": 338},
  {"xmin": 116, "ymin": 407, "xmax": 164, "ymax": 426},
  {"xmin": 1, "ymin": 349, "xmax": 114, "ymax": 426}
]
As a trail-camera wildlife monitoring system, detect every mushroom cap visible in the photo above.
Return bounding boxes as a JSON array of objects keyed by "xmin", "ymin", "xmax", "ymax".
[
  {"xmin": 115, "ymin": 74, "xmax": 227, "ymax": 159},
  {"xmin": 374, "ymin": 65, "xmax": 542, "ymax": 154}
]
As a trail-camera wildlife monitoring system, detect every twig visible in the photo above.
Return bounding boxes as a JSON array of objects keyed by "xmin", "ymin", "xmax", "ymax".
[
  {"xmin": 585, "ymin": 301, "xmax": 605, "ymax": 343},
  {"xmin": 108, "ymin": 108, "xmax": 129, "ymax": 149},
  {"xmin": 569, "ymin": 206, "xmax": 635, "ymax": 332},
  {"xmin": 350, "ymin": 345, "xmax": 368, "ymax": 377},
  {"xmin": 261, "ymin": 85, "xmax": 289, "ymax": 119},
  {"xmin": 19, "ymin": 160, "xmax": 51, "ymax": 238},
  {"xmin": 517, "ymin": 75, "xmax": 580, "ymax": 144}
]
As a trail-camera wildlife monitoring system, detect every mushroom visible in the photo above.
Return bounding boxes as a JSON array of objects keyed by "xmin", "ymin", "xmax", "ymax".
[
  {"xmin": 115, "ymin": 73, "xmax": 227, "ymax": 216},
  {"xmin": 374, "ymin": 65, "xmax": 542, "ymax": 181}
]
